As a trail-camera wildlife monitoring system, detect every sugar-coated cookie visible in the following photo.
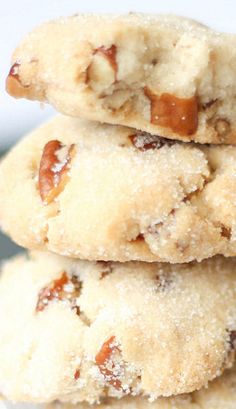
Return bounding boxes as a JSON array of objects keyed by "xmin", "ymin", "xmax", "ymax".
[
  {"xmin": 1, "ymin": 116, "xmax": 236, "ymax": 262},
  {"xmin": 47, "ymin": 364, "xmax": 236, "ymax": 408},
  {"xmin": 0, "ymin": 252, "xmax": 236, "ymax": 402},
  {"xmin": 6, "ymin": 14, "xmax": 236, "ymax": 144}
]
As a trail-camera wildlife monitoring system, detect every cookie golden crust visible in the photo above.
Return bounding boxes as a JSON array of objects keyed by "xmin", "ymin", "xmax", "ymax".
[
  {"xmin": 6, "ymin": 14, "xmax": 236, "ymax": 144},
  {"xmin": 1, "ymin": 252, "xmax": 236, "ymax": 403},
  {"xmin": 47, "ymin": 365, "xmax": 236, "ymax": 408},
  {"xmin": 1, "ymin": 115, "xmax": 236, "ymax": 262}
]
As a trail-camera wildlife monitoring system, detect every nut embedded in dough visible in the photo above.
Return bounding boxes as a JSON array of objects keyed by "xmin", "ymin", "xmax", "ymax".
[{"xmin": 38, "ymin": 140, "xmax": 75, "ymax": 204}]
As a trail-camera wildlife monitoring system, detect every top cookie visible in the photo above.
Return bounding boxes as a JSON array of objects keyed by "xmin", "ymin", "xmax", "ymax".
[{"xmin": 6, "ymin": 14, "xmax": 236, "ymax": 144}]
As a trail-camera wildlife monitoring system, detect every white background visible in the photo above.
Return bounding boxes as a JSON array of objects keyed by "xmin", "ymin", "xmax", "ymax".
[{"xmin": 1, "ymin": 0, "xmax": 236, "ymax": 149}]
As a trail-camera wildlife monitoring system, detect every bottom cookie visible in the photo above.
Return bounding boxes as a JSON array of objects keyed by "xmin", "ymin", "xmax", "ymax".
[{"xmin": 0, "ymin": 252, "xmax": 236, "ymax": 403}]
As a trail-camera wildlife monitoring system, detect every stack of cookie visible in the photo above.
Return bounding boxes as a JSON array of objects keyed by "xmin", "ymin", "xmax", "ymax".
[{"xmin": 1, "ymin": 13, "xmax": 236, "ymax": 409}]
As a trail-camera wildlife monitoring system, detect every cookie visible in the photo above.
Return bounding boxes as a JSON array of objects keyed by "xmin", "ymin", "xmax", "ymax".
[
  {"xmin": 1, "ymin": 251, "xmax": 236, "ymax": 403},
  {"xmin": 6, "ymin": 14, "xmax": 236, "ymax": 144},
  {"xmin": 46, "ymin": 364, "xmax": 236, "ymax": 409},
  {"xmin": 1, "ymin": 115, "xmax": 236, "ymax": 262}
]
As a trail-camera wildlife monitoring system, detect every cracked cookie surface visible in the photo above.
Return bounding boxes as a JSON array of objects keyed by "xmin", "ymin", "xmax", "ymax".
[
  {"xmin": 1, "ymin": 116, "xmax": 236, "ymax": 262},
  {"xmin": 6, "ymin": 13, "xmax": 236, "ymax": 144},
  {"xmin": 1, "ymin": 252, "xmax": 236, "ymax": 402}
]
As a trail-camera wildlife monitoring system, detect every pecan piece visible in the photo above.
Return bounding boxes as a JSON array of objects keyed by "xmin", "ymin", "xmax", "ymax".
[
  {"xmin": 95, "ymin": 336, "xmax": 122, "ymax": 389},
  {"xmin": 36, "ymin": 272, "xmax": 81, "ymax": 312},
  {"xmin": 8, "ymin": 63, "xmax": 20, "ymax": 80},
  {"xmin": 6, "ymin": 62, "xmax": 33, "ymax": 98},
  {"xmin": 95, "ymin": 45, "xmax": 117, "ymax": 74},
  {"xmin": 86, "ymin": 45, "xmax": 117, "ymax": 91},
  {"xmin": 74, "ymin": 369, "xmax": 80, "ymax": 380},
  {"xmin": 38, "ymin": 140, "xmax": 75, "ymax": 204},
  {"xmin": 144, "ymin": 87, "xmax": 198, "ymax": 136},
  {"xmin": 129, "ymin": 132, "xmax": 175, "ymax": 151}
]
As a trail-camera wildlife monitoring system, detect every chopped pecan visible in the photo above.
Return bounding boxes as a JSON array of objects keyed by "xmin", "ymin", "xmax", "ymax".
[
  {"xmin": 95, "ymin": 336, "xmax": 122, "ymax": 389},
  {"xmin": 6, "ymin": 63, "xmax": 29, "ymax": 98},
  {"xmin": 86, "ymin": 45, "xmax": 117, "ymax": 90},
  {"xmin": 144, "ymin": 87, "xmax": 198, "ymax": 136},
  {"xmin": 129, "ymin": 132, "xmax": 175, "ymax": 151},
  {"xmin": 36, "ymin": 272, "xmax": 81, "ymax": 312},
  {"xmin": 95, "ymin": 45, "xmax": 117, "ymax": 74},
  {"xmin": 38, "ymin": 140, "xmax": 75, "ymax": 204},
  {"xmin": 74, "ymin": 369, "xmax": 80, "ymax": 380},
  {"xmin": 95, "ymin": 336, "xmax": 118, "ymax": 366},
  {"xmin": 8, "ymin": 63, "xmax": 20, "ymax": 79}
]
